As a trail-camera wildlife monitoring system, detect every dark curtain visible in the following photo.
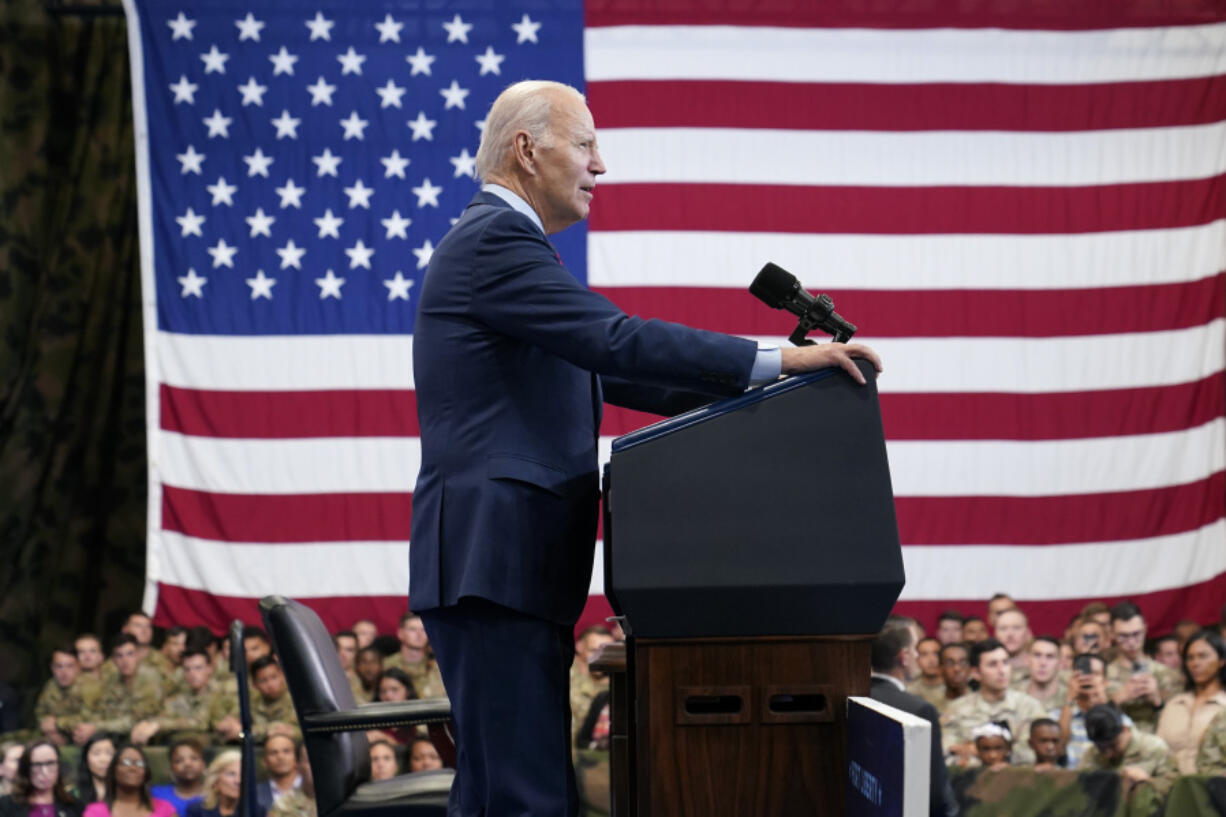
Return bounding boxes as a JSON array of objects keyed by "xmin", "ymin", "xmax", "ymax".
[{"xmin": 0, "ymin": 0, "xmax": 146, "ymax": 714}]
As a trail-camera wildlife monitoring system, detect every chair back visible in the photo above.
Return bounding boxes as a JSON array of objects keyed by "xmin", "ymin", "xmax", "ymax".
[{"xmin": 259, "ymin": 595, "xmax": 368, "ymax": 816}]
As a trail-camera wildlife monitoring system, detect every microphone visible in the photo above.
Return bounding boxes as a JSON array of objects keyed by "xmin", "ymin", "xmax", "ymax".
[{"xmin": 749, "ymin": 262, "xmax": 856, "ymax": 345}]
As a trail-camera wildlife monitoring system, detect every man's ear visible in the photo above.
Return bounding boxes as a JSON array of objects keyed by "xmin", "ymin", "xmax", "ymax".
[
  {"xmin": 512, "ymin": 131, "xmax": 536, "ymax": 175},
  {"xmin": 895, "ymin": 649, "xmax": 908, "ymax": 671}
]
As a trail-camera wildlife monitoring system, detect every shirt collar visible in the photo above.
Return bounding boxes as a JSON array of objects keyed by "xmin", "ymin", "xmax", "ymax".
[
  {"xmin": 482, "ymin": 183, "xmax": 544, "ymax": 235},
  {"xmin": 870, "ymin": 671, "xmax": 906, "ymax": 692}
]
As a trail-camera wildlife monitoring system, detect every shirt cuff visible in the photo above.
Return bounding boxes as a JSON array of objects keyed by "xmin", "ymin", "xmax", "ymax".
[{"xmin": 748, "ymin": 344, "xmax": 781, "ymax": 387}]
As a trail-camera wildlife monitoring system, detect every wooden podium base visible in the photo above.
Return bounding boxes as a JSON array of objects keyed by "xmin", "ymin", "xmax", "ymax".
[{"xmin": 594, "ymin": 635, "xmax": 872, "ymax": 817}]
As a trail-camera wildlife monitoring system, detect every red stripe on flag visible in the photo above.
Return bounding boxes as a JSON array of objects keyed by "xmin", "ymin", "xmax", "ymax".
[
  {"xmin": 162, "ymin": 485, "xmax": 412, "ymax": 543},
  {"xmin": 891, "ymin": 570, "xmax": 1226, "ymax": 640},
  {"xmin": 602, "ymin": 373, "xmax": 1226, "ymax": 441},
  {"xmin": 589, "ymin": 176, "xmax": 1226, "ymax": 235},
  {"xmin": 595, "ymin": 273, "xmax": 1226, "ymax": 338},
  {"xmin": 589, "ymin": 78, "xmax": 1226, "ymax": 132},
  {"xmin": 584, "ymin": 1, "xmax": 1226, "ymax": 30},
  {"xmin": 160, "ymin": 385, "xmax": 419, "ymax": 438},
  {"xmin": 896, "ymin": 472, "xmax": 1225, "ymax": 546}
]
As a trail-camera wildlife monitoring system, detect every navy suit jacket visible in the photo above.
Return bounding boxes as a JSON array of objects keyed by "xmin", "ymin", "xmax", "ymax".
[{"xmin": 410, "ymin": 191, "xmax": 757, "ymax": 625}]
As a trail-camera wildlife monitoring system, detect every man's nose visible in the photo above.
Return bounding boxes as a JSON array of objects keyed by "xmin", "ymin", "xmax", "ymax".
[{"xmin": 591, "ymin": 147, "xmax": 606, "ymax": 175}]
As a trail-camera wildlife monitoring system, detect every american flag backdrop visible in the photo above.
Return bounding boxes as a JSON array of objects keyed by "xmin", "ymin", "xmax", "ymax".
[{"xmin": 123, "ymin": 0, "xmax": 1226, "ymax": 638}]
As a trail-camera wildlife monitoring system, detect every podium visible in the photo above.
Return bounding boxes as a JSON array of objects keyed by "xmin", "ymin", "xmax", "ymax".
[{"xmin": 600, "ymin": 361, "xmax": 904, "ymax": 816}]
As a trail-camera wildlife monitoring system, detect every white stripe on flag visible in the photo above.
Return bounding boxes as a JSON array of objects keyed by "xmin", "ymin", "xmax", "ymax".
[
  {"xmin": 598, "ymin": 123, "xmax": 1226, "ymax": 187},
  {"xmin": 158, "ymin": 333, "xmax": 415, "ymax": 391},
  {"xmin": 585, "ymin": 24, "xmax": 1226, "ymax": 83},
  {"xmin": 587, "ymin": 222, "xmax": 1226, "ymax": 290},
  {"xmin": 899, "ymin": 519, "xmax": 1226, "ymax": 600},
  {"xmin": 155, "ymin": 531, "xmax": 409, "ymax": 596}
]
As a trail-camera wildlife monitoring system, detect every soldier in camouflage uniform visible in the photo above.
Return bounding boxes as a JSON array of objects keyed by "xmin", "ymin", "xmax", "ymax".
[
  {"xmin": 907, "ymin": 637, "xmax": 947, "ymax": 710},
  {"xmin": 145, "ymin": 627, "xmax": 188, "ymax": 697},
  {"xmin": 1081, "ymin": 703, "xmax": 1179, "ymax": 798},
  {"xmin": 34, "ymin": 647, "xmax": 93, "ymax": 744},
  {"xmin": 569, "ymin": 627, "xmax": 614, "ymax": 743},
  {"xmin": 942, "ymin": 638, "xmax": 1048, "ymax": 766},
  {"xmin": 936, "ymin": 642, "xmax": 972, "ymax": 715},
  {"xmin": 132, "ymin": 649, "xmax": 235, "ymax": 745},
  {"xmin": 1106, "ymin": 602, "xmax": 1181, "ymax": 733},
  {"xmin": 70, "ymin": 633, "xmax": 164, "ymax": 745},
  {"xmin": 216, "ymin": 655, "xmax": 300, "ymax": 742},
  {"xmin": 383, "ymin": 614, "xmax": 446, "ymax": 698},
  {"xmin": 269, "ymin": 743, "xmax": 316, "ymax": 817},
  {"xmin": 1010, "ymin": 636, "xmax": 1069, "ymax": 711}
]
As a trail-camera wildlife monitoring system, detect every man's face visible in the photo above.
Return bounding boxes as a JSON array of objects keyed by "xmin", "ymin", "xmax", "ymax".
[
  {"xmin": 995, "ymin": 611, "xmax": 1029, "ymax": 655},
  {"xmin": 170, "ymin": 745, "xmax": 204, "ymax": 785},
  {"xmin": 1073, "ymin": 659, "xmax": 1107, "ymax": 703},
  {"xmin": 1074, "ymin": 623, "xmax": 1103, "ymax": 655},
  {"xmin": 114, "ymin": 643, "xmax": 140, "ymax": 678},
  {"xmin": 76, "ymin": 637, "xmax": 103, "ymax": 671},
  {"xmin": 245, "ymin": 637, "xmax": 271, "ymax": 665},
  {"xmin": 335, "ymin": 635, "xmax": 357, "ymax": 670},
  {"xmin": 581, "ymin": 632, "xmax": 614, "ymax": 663},
  {"xmin": 398, "ymin": 617, "xmax": 428, "ymax": 650},
  {"xmin": 941, "ymin": 647, "xmax": 970, "ymax": 690},
  {"xmin": 356, "ymin": 650, "xmax": 383, "ymax": 683},
  {"xmin": 124, "ymin": 614, "xmax": 154, "ymax": 646},
  {"xmin": 1027, "ymin": 641, "xmax": 1060, "ymax": 684},
  {"xmin": 1154, "ymin": 640, "xmax": 1182, "ymax": 670},
  {"xmin": 987, "ymin": 598, "xmax": 1014, "ymax": 626},
  {"xmin": 917, "ymin": 640, "xmax": 941, "ymax": 677},
  {"xmin": 254, "ymin": 665, "xmax": 286, "ymax": 701},
  {"xmin": 973, "ymin": 647, "xmax": 1011, "ymax": 694},
  {"xmin": 1112, "ymin": 615, "xmax": 1146, "ymax": 661},
  {"xmin": 1030, "ymin": 725, "xmax": 1062, "ymax": 765},
  {"xmin": 963, "ymin": 620, "xmax": 989, "ymax": 643},
  {"xmin": 1092, "ymin": 612, "xmax": 1113, "ymax": 645},
  {"xmin": 51, "ymin": 651, "xmax": 79, "ymax": 688},
  {"xmin": 530, "ymin": 91, "xmax": 606, "ymax": 234},
  {"xmin": 936, "ymin": 619, "xmax": 963, "ymax": 645},
  {"xmin": 182, "ymin": 654, "xmax": 213, "ymax": 692},
  {"xmin": 264, "ymin": 737, "xmax": 297, "ymax": 776},
  {"xmin": 163, "ymin": 632, "xmax": 187, "ymax": 662},
  {"xmin": 353, "ymin": 621, "xmax": 377, "ymax": 648}
]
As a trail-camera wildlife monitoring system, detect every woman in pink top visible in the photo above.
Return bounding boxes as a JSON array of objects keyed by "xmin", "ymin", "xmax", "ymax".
[
  {"xmin": 81, "ymin": 746, "xmax": 174, "ymax": 817},
  {"xmin": 1156, "ymin": 629, "xmax": 1226, "ymax": 774}
]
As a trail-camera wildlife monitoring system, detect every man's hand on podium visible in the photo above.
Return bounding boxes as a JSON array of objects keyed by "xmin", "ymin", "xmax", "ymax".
[{"xmin": 780, "ymin": 342, "xmax": 882, "ymax": 385}]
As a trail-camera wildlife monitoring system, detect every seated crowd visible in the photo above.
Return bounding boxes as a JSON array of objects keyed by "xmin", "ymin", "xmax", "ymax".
[{"xmin": 892, "ymin": 594, "xmax": 1226, "ymax": 801}]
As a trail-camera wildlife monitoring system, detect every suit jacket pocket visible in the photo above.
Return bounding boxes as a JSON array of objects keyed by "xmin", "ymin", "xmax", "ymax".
[{"xmin": 486, "ymin": 454, "xmax": 568, "ymax": 497}]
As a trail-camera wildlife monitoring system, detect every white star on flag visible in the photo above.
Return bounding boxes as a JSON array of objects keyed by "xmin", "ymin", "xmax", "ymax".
[
  {"xmin": 246, "ymin": 269, "xmax": 275, "ymax": 299},
  {"xmin": 381, "ymin": 210, "xmax": 411, "ymax": 239},
  {"xmin": 443, "ymin": 13, "xmax": 472, "ymax": 43},
  {"xmin": 176, "ymin": 145, "xmax": 205, "ymax": 174},
  {"xmin": 176, "ymin": 207, "xmax": 205, "ymax": 237},
  {"xmin": 235, "ymin": 13, "xmax": 264, "ymax": 42},
  {"xmin": 408, "ymin": 111, "xmax": 436, "ymax": 141},
  {"xmin": 200, "ymin": 45, "xmax": 229, "ymax": 74},
  {"xmin": 304, "ymin": 12, "xmax": 334, "ymax": 41},
  {"xmin": 337, "ymin": 47, "xmax": 366, "ymax": 75},
  {"xmin": 375, "ymin": 14, "xmax": 403, "ymax": 43},
  {"xmin": 412, "ymin": 178, "xmax": 443, "ymax": 207},
  {"xmin": 511, "ymin": 14, "xmax": 541, "ymax": 44},
  {"xmin": 170, "ymin": 75, "xmax": 198, "ymax": 104},
  {"xmin": 275, "ymin": 178, "xmax": 305, "ymax": 208},
  {"xmin": 177, "ymin": 268, "xmax": 207, "ymax": 297},
  {"xmin": 243, "ymin": 147, "xmax": 274, "ymax": 177},
  {"xmin": 306, "ymin": 76, "xmax": 336, "ymax": 106},
  {"xmin": 314, "ymin": 209, "xmax": 344, "ymax": 238},
  {"xmin": 376, "ymin": 79, "xmax": 406, "ymax": 109},
  {"xmin": 345, "ymin": 239, "xmax": 375, "ymax": 269},
  {"xmin": 340, "ymin": 111, "xmax": 370, "ymax": 140},
  {"xmin": 203, "ymin": 109, "xmax": 232, "ymax": 138},
  {"xmin": 440, "ymin": 80, "xmax": 470, "ymax": 110},
  {"xmin": 269, "ymin": 47, "xmax": 299, "ymax": 76},
  {"xmin": 450, "ymin": 148, "xmax": 476, "ymax": 178},
  {"xmin": 167, "ymin": 12, "xmax": 196, "ymax": 41},
  {"xmin": 316, "ymin": 269, "xmax": 346, "ymax": 299},
  {"xmin": 245, "ymin": 208, "xmax": 275, "ymax": 238},
  {"xmin": 276, "ymin": 239, "xmax": 306, "ymax": 269},
  {"xmin": 475, "ymin": 46, "xmax": 505, "ymax": 76},
  {"xmin": 271, "ymin": 110, "xmax": 301, "ymax": 139},
  {"xmin": 381, "ymin": 150, "xmax": 410, "ymax": 179},
  {"xmin": 405, "ymin": 47, "xmax": 435, "ymax": 76},
  {"xmin": 383, "ymin": 271, "xmax": 414, "ymax": 300},
  {"xmin": 207, "ymin": 238, "xmax": 237, "ymax": 268},
  {"xmin": 344, "ymin": 179, "xmax": 374, "ymax": 209},
  {"xmin": 413, "ymin": 238, "xmax": 434, "ymax": 269},
  {"xmin": 207, "ymin": 176, "xmax": 237, "ymax": 206},
  {"xmin": 238, "ymin": 77, "xmax": 268, "ymax": 106},
  {"xmin": 312, "ymin": 148, "xmax": 342, "ymax": 177}
]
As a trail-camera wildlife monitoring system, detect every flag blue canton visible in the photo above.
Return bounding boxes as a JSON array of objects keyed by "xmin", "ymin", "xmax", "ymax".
[{"xmin": 137, "ymin": 0, "xmax": 586, "ymax": 335}]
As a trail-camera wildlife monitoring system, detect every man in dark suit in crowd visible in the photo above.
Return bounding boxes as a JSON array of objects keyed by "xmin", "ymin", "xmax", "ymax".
[
  {"xmin": 870, "ymin": 618, "xmax": 959, "ymax": 817},
  {"xmin": 411, "ymin": 78, "xmax": 882, "ymax": 816}
]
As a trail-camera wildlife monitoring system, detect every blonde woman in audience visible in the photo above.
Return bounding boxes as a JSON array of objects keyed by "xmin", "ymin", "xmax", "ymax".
[
  {"xmin": 0, "ymin": 743, "xmax": 22, "ymax": 797},
  {"xmin": 184, "ymin": 752, "xmax": 244, "ymax": 817},
  {"xmin": 1156, "ymin": 629, "xmax": 1226, "ymax": 774}
]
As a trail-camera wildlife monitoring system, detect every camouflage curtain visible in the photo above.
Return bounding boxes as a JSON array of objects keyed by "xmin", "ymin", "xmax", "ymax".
[{"xmin": 0, "ymin": 0, "xmax": 146, "ymax": 714}]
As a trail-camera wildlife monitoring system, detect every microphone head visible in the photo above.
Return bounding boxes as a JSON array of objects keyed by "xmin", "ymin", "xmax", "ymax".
[{"xmin": 749, "ymin": 262, "xmax": 799, "ymax": 309}]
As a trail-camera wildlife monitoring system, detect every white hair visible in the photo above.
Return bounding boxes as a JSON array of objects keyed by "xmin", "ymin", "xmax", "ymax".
[{"xmin": 475, "ymin": 80, "xmax": 586, "ymax": 181}]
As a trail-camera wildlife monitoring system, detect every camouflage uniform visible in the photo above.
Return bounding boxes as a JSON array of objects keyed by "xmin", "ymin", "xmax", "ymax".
[
  {"xmin": 1196, "ymin": 707, "xmax": 1226, "ymax": 775},
  {"xmin": 154, "ymin": 678, "xmax": 235, "ymax": 741},
  {"xmin": 941, "ymin": 688, "xmax": 1048, "ymax": 765},
  {"xmin": 252, "ymin": 689, "xmax": 301, "ymax": 741},
  {"xmin": 906, "ymin": 678, "xmax": 947, "ymax": 711},
  {"xmin": 268, "ymin": 789, "xmax": 316, "ymax": 817},
  {"xmin": 1080, "ymin": 728, "xmax": 1179, "ymax": 798},
  {"xmin": 145, "ymin": 650, "xmax": 185, "ymax": 696},
  {"xmin": 88, "ymin": 664, "xmax": 165, "ymax": 734},
  {"xmin": 934, "ymin": 689, "xmax": 968, "ymax": 716},
  {"xmin": 569, "ymin": 666, "xmax": 607, "ymax": 742},
  {"xmin": 1009, "ymin": 671, "xmax": 1069, "ymax": 712},
  {"xmin": 346, "ymin": 670, "xmax": 373, "ymax": 704},
  {"xmin": 33, "ymin": 676, "xmax": 99, "ymax": 739},
  {"xmin": 383, "ymin": 653, "xmax": 446, "ymax": 699},
  {"xmin": 1105, "ymin": 656, "xmax": 1181, "ymax": 734}
]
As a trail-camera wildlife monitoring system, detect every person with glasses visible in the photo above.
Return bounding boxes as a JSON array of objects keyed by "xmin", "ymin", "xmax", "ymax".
[
  {"xmin": 1105, "ymin": 601, "xmax": 1181, "ymax": 733},
  {"xmin": 0, "ymin": 740, "xmax": 82, "ymax": 817},
  {"xmin": 81, "ymin": 745, "xmax": 173, "ymax": 817},
  {"xmin": 936, "ymin": 643, "xmax": 971, "ymax": 714}
]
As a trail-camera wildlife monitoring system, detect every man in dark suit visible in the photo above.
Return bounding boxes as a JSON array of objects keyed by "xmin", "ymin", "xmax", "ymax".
[
  {"xmin": 411, "ymin": 79, "xmax": 882, "ymax": 816},
  {"xmin": 871, "ymin": 619, "xmax": 959, "ymax": 817}
]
